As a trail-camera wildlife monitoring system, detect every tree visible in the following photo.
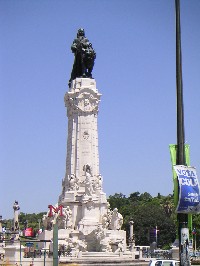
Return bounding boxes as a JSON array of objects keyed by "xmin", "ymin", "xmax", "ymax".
[
  {"xmin": 108, "ymin": 192, "xmax": 177, "ymax": 248},
  {"xmin": 108, "ymin": 193, "xmax": 129, "ymax": 211},
  {"xmin": 18, "ymin": 212, "xmax": 46, "ymax": 236}
]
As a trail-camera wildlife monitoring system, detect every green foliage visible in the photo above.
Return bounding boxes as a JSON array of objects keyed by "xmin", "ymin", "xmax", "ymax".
[
  {"xmin": 108, "ymin": 192, "xmax": 178, "ymax": 248},
  {"xmin": 19, "ymin": 212, "xmax": 46, "ymax": 236},
  {"xmin": 108, "ymin": 193, "xmax": 129, "ymax": 211},
  {"xmin": 3, "ymin": 212, "xmax": 46, "ymax": 237}
]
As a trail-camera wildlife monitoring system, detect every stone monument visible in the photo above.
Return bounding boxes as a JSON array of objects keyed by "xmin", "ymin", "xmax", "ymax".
[
  {"xmin": 39, "ymin": 29, "xmax": 132, "ymax": 262},
  {"xmin": 4, "ymin": 201, "xmax": 26, "ymax": 265},
  {"xmin": 13, "ymin": 200, "xmax": 20, "ymax": 233}
]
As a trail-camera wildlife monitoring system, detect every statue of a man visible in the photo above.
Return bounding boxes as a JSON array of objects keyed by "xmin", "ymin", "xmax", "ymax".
[
  {"xmin": 69, "ymin": 28, "xmax": 96, "ymax": 86},
  {"xmin": 84, "ymin": 164, "xmax": 94, "ymax": 196}
]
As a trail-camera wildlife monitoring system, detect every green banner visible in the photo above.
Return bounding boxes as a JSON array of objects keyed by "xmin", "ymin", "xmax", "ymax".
[{"xmin": 169, "ymin": 144, "xmax": 192, "ymax": 231}]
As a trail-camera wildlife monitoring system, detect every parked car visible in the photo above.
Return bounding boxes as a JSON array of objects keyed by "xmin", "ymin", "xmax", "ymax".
[{"xmin": 148, "ymin": 259, "xmax": 180, "ymax": 266}]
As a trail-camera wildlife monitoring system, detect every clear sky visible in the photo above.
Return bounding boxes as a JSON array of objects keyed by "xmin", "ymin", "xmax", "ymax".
[{"xmin": 1, "ymin": 0, "xmax": 200, "ymax": 219}]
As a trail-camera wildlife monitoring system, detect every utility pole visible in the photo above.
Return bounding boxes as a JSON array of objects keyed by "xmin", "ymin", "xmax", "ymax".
[
  {"xmin": 175, "ymin": 0, "xmax": 190, "ymax": 265},
  {"xmin": 53, "ymin": 223, "xmax": 58, "ymax": 266}
]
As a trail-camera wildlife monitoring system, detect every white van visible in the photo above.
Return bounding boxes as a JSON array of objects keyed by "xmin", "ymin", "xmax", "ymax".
[{"xmin": 148, "ymin": 259, "xmax": 180, "ymax": 266}]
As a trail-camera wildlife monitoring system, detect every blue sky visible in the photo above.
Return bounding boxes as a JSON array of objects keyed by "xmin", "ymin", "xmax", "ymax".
[{"xmin": 1, "ymin": 0, "xmax": 200, "ymax": 219}]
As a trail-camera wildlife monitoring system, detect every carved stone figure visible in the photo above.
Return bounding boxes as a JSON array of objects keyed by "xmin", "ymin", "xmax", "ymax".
[
  {"xmin": 63, "ymin": 206, "xmax": 73, "ymax": 229},
  {"xmin": 94, "ymin": 225, "xmax": 105, "ymax": 241},
  {"xmin": 65, "ymin": 238, "xmax": 87, "ymax": 253},
  {"xmin": 101, "ymin": 238, "xmax": 112, "ymax": 252},
  {"xmin": 13, "ymin": 201, "xmax": 20, "ymax": 211},
  {"xmin": 76, "ymin": 239, "xmax": 87, "ymax": 252},
  {"xmin": 42, "ymin": 213, "xmax": 53, "ymax": 230},
  {"xmin": 85, "ymin": 196, "xmax": 95, "ymax": 210},
  {"xmin": 102, "ymin": 208, "xmax": 111, "ymax": 229},
  {"xmin": 69, "ymin": 174, "xmax": 79, "ymax": 191},
  {"xmin": 94, "ymin": 174, "xmax": 103, "ymax": 190},
  {"xmin": 114, "ymin": 240, "xmax": 124, "ymax": 253},
  {"xmin": 84, "ymin": 165, "xmax": 94, "ymax": 196},
  {"xmin": 109, "ymin": 208, "xmax": 123, "ymax": 230},
  {"xmin": 69, "ymin": 28, "xmax": 96, "ymax": 85}
]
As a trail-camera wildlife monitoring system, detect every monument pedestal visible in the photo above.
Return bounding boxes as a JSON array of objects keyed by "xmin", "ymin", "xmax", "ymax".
[
  {"xmin": 4, "ymin": 242, "xmax": 25, "ymax": 264},
  {"xmin": 40, "ymin": 78, "xmax": 130, "ymax": 262}
]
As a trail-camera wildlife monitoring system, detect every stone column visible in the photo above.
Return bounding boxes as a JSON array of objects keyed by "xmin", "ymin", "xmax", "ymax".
[
  {"xmin": 129, "ymin": 221, "xmax": 135, "ymax": 252},
  {"xmin": 13, "ymin": 201, "xmax": 20, "ymax": 231},
  {"xmin": 59, "ymin": 78, "xmax": 102, "ymax": 203},
  {"xmin": 65, "ymin": 78, "xmax": 101, "ymax": 181},
  {"xmin": 4, "ymin": 201, "xmax": 22, "ymax": 264}
]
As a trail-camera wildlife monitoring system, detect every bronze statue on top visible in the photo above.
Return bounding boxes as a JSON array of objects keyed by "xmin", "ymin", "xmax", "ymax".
[{"xmin": 69, "ymin": 28, "xmax": 96, "ymax": 86}]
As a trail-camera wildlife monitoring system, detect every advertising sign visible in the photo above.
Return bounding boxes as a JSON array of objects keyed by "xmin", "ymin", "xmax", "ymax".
[
  {"xmin": 24, "ymin": 227, "xmax": 34, "ymax": 237},
  {"xmin": 174, "ymin": 165, "xmax": 200, "ymax": 213},
  {"xmin": 48, "ymin": 204, "xmax": 64, "ymax": 217}
]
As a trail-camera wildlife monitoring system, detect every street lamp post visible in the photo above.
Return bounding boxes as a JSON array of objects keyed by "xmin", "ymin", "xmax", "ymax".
[
  {"xmin": 155, "ymin": 226, "xmax": 158, "ymax": 248},
  {"xmin": 24, "ymin": 220, "xmax": 28, "ymax": 230},
  {"xmin": 0, "ymin": 215, "xmax": 2, "ymax": 243},
  {"xmin": 53, "ymin": 223, "xmax": 58, "ymax": 266},
  {"xmin": 38, "ymin": 219, "xmax": 41, "ymax": 230},
  {"xmin": 175, "ymin": 1, "xmax": 190, "ymax": 266},
  {"xmin": 0, "ymin": 215, "xmax": 2, "ymax": 233}
]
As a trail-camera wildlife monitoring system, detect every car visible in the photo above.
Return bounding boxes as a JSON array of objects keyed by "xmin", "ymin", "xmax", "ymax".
[{"xmin": 148, "ymin": 259, "xmax": 180, "ymax": 266}]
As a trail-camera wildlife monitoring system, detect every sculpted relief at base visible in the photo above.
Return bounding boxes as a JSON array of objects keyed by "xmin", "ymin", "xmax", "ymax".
[{"xmin": 42, "ymin": 205, "xmax": 73, "ymax": 230}]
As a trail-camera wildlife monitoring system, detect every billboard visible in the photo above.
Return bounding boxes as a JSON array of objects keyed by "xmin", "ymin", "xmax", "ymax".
[
  {"xmin": 24, "ymin": 227, "xmax": 34, "ymax": 237},
  {"xmin": 174, "ymin": 165, "xmax": 200, "ymax": 213}
]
